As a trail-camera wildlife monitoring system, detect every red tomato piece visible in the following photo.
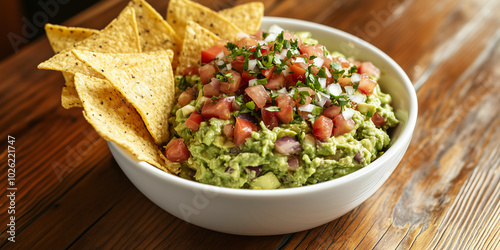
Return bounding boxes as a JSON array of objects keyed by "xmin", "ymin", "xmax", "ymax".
[
  {"xmin": 220, "ymin": 70, "xmax": 242, "ymax": 93},
  {"xmin": 234, "ymin": 117, "xmax": 258, "ymax": 146},
  {"xmin": 245, "ymin": 85, "xmax": 269, "ymax": 109},
  {"xmin": 322, "ymin": 105, "xmax": 341, "ymax": 119},
  {"xmin": 313, "ymin": 115, "xmax": 333, "ymax": 140},
  {"xmin": 261, "ymin": 66, "xmax": 275, "ymax": 79},
  {"xmin": 231, "ymin": 55, "xmax": 245, "ymax": 72},
  {"xmin": 201, "ymin": 45, "xmax": 225, "ymax": 64},
  {"xmin": 289, "ymin": 63, "xmax": 307, "ymax": 85},
  {"xmin": 199, "ymin": 64, "xmax": 217, "ymax": 84},
  {"xmin": 358, "ymin": 61, "xmax": 380, "ymax": 79},
  {"xmin": 276, "ymin": 93, "xmax": 295, "ymax": 107},
  {"xmin": 358, "ymin": 74, "xmax": 377, "ymax": 95},
  {"xmin": 183, "ymin": 66, "xmax": 199, "ymax": 76},
  {"xmin": 185, "ymin": 110, "xmax": 203, "ymax": 130},
  {"xmin": 265, "ymin": 74, "xmax": 286, "ymax": 90},
  {"xmin": 201, "ymin": 97, "xmax": 233, "ymax": 120},
  {"xmin": 177, "ymin": 87, "xmax": 194, "ymax": 107},
  {"xmin": 235, "ymin": 36, "xmax": 258, "ymax": 48},
  {"xmin": 203, "ymin": 79, "xmax": 220, "ymax": 97},
  {"xmin": 300, "ymin": 44, "xmax": 324, "ymax": 59},
  {"xmin": 371, "ymin": 112, "xmax": 386, "ymax": 127},
  {"xmin": 332, "ymin": 114, "xmax": 356, "ymax": 137},
  {"xmin": 275, "ymin": 106, "xmax": 293, "ymax": 124},
  {"xmin": 261, "ymin": 108, "xmax": 279, "ymax": 130},
  {"xmin": 164, "ymin": 138, "xmax": 190, "ymax": 162},
  {"xmin": 223, "ymin": 124, "xmax": 234, "ymax": 138}
]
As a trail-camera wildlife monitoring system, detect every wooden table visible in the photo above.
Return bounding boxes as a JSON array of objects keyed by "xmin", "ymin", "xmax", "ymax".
[{"xmin": 2, "ymin": 0, "xmax": 500, "ymax": 248}]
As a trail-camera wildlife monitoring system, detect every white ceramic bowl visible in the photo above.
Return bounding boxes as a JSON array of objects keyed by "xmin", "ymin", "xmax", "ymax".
[{"xmin": 108, "ymin": 17, "xmax": 418, "ymax": 236}]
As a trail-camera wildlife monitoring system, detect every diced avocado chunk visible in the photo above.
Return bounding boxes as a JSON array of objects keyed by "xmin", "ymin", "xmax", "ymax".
[
  {"xmin": 294, "ymin": 31, "xmax": 318, "ymax": 45},
  {"xmin": 357, "ymin": 103, "xmax": 376, "ymax": 116},
  {"xmin": 250, "ymin": 172, "xmax": 281, "ymax": 189}
]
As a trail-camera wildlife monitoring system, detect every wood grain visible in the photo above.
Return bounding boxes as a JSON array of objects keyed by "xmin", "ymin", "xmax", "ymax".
[{"xmin": 1, "ymin": 0, "xmax": 500, "ymax": 249}]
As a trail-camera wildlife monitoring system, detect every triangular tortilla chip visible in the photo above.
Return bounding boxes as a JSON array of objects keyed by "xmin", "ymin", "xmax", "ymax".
[
  {"xmin": 166, "ymin": 0, "xmax": 243, "ymax": 42},
  {"xmin": 38, "ymin": 6, "xmax": 141, "ymax": 78},
  {"xmin": 128, "ymin": 0, "xmax": 182, "ymax": 63},
  {"xmin": 73, "ymin": 73, "xmax": 177, "ymax": 173},
  {"xmin": 177, "ymin": 21, "xmax": 221, "ymax": 74},
  {"xmin": 219, "ymin": 2, "xmax": 264, "ymax": 35},
  {"xmin": 72, "ymin": 50, "xmax": 175, "ymax": 145},
  {"xmin": 45, "ymin": 24, "xmax": 100, "ymax": 108}
]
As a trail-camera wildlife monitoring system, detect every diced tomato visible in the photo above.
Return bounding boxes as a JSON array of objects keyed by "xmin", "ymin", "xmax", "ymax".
[
  {"xmin": 235, "ymin": 36, "xmax": 258, "ymax": 48},
  {"xmin": 322, "ymin": 105, "xmax": 341, "ymax": 119},
  {"xmin": 201, "ymin": 45, "xmax": 225, "ymax": 64},
  {"xmin": 203, "ymin": 79, "xmax": 220, "ymax": 97},
  {"xmin": 276, "ymin": 93, "xmax": 295, "ymax": 107},
  {"xmin": 371, "ymin": 112, "xmax": 386, "ymax": 127},
  {"xmin": 253, "ymin": 30, "xmax": 263, "ymax": 40},
  {"xmin": 275, "ymin": 106, "xmax": 293, "ymax": 124},
  {"xmin": 313, "ymin": 115, "xmax": 333, "ymax": 140},
  {"xmin": 201, "ymin": 97, "xmax": 233, "ymax": 120},
  {"xmin": 332, "ymin": 114, "xmax": 356, "ymax": 137},
  {"xmin": 358, "ymin": 74, "xmax": 377, "ymax": 95},
  {"xmin": 261, "ymin": 66, "xmax": 275, "ymax": 79},
  {"xmin": 261, "ymin": 108, "xmax": 279, "ymax": 130},
  {"xmin": 183, "ymin": 66, "xmax": 199, "ymax": 76},
  {"xmin": 223, "ymin": 124, "xmax": 234, "ymax": 138},
  {"xmin": 333, "ymin": 56, "xmax": 351, "ymax": 69},
  {"xmin": 300, "ymin": 44, "xmax": 324, "ymax": 59},
  {"xmin": 199, "ymin": 64, "xmax": 216, "ymax": 84},
  {"xmin": 234, "ymin": 117, "xmax": 258, "ymax": 146},
  {"xmin": 164, "ymin": 138, "xmax": 190, "ymax": 162},
  {"xmin": 220, "ymin": 70, "xmax": 242, "ymax": 93},
  {"xmin": 323, "ymin": 57, "xmax": 333, "ymax": 69},
  {"xmin": 358, "ymin": 61, "xmax": 380, "ymax": 79},
  {"xmin": 245, "ymin": 85, "xmax": 269, "ymax": 109},
  {"xmin": 231, "ymin": 55, "xmax": 245, "ymax": 72},
  {"xmin": 177, "ymin": 87, "xmax": 194, "ymax": 107},
  {"xmin": 288, "ymin": 63, "xmax": 307, "ymax": 85},
  {"xmin": 338, "ymin": 76, "xmax": 352, "ymax": 87},
  {"xmin": 265, "ymin": 74, "xmax": 286, "ymax": 90},
  {"xmin": 185, "ymin": 110, "xmax": 203, "ymax": 130}
]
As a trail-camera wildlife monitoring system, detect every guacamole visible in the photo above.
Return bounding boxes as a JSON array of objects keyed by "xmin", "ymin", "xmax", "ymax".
[{"xmin": 164, "ymin": 27, "xmax": 398, "ymax": 189}]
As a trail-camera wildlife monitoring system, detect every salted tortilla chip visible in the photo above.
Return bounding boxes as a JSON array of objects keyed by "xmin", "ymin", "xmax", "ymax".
[
  {"xmin": 128, "ymin": 0, "xmax": 182, "ymax": 66},
  {"xmin": 73, "ymin": 50, "xmax": 175, "ymax": 145},
  {"xmin": 177, "ymin": 21, "xmax": 220, "ymax": 74},
  {"xmin": 45, "ymin": 24, "xmax": 99, "ymax": 108},
  {"xmin": 38, "ymin": 6, "xmax": 141, "ymax": 78},
  {"xmin": 219, "ymin": 2, "xmax": 264, "ymax": 35},
  {"xmin": 166, "ymin": 0, "xmax": 243, "ymax": 42},
  {"xmin": 74, "ymin": 73, "xmax": 178, "ymax": 173}
]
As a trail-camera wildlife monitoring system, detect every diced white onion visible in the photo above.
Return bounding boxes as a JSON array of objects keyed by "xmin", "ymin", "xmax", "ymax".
[
  {"xmin": 268, "ymin": 24, "xmax": 284, "ymax": 34},
  {"xmin": 313, "ymin": 57, "xmax": 325, "ymax": 67},
  {"xmin": 342, "ymin": 108, "xmax": 354, "ymax": 120},
  {"xmin": 216, "ymin": 51, "xmax": 224, "ymax": 60},
  {"xmin": 226, "ymin": 63, "xmax": 232, "ymax": 71},
  {"xmin": 288, "ymin": 88, "xmax": 296, "ymax": 97},
  {"xmin": 264, "ymin": 33, "xmax": 278, "ymax": 42},
  {"xmin": 181, "ymin": 105, "xmax": 196, "ymax": 116},
  {"xmin": 351, "ymin": 73, "xmax": 361, "ymax": 83},
  {"xmin": 225, "ymin": 96, "xmax": 235, "ymax": 101},
  {"xmin": 293, "ymin": 57, "xmax": 305, "ymax": 64},
  {"xmin": 315, "ymin": 91, "xmax": 330, "ymax": 107},
  {"xmin": 318, "ymin": 78, "xmax": 327, "ymax": 89},
  {"xmin": 344, "ymin": 86, "xmax": 354, "ymax": 95},
  {"xmin": 278, "ymin": 49, "xmax": 289, "ymax": 60},
  {"xmin": 349, "ymin": 91, "xmax": 366, "ymax": 104},
  {"xmin": 248, "ymin": 79, "xmax": 258, "ymax": 86},
  {"xmin": 237, "ymin": 32, "xmax": 250, "ymax": 39},
  {"xmin": 216, "ymin": 59, "xmax": 225, "ymax": 66},
  {"xmin": 298, "ymin": 104, "xmax": 316, "ymax": 112},
  {"xmin": 327, "ymin": 83, "xmax": 342, "ymax": 96},
  {"xmin": 325, "ymin": 68, "xmax": 332, "ymax": 78},
  {"xmin": 277, "ymin": 87, "xmax": 288, "ymax": 94},
  {"xmin": 248, "ymin": 59, "xmax": 257, "ymax": 71}
]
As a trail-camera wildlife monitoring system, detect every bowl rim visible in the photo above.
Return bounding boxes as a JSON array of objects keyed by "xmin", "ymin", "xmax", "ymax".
[{"xmin": 110, "ymin": 16, "xmax": 418, "ymax": 198}]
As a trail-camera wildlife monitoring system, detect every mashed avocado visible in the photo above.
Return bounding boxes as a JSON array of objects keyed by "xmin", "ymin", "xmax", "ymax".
[{"xmin": 166, "ymin": 28, "xmax": 399, "ymax": 189}]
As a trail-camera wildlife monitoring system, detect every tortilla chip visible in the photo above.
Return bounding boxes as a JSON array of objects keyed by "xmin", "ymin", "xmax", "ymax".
[
  {"xmin": 166, "ymin": 0, "xmax": 243, "ymax": 42},
  {"xmin": 45, "ymin": 24, "xmax": 100, "ymax": 108},
  {"xmin": 38, "ymin": 6, "xmax": 141, "ymax": 78},
  {"xmin": 128, "ymin": 0, "xmax": 182, "ymax": 66},
  {"xmin": 177, "ymin": 21, "xmax": 221, "ymax": 74},
  {"xmin": 72, "ymin": 50, "xmax": 175, "ymax": 145},
  {"xmin": 219, "ymin": 2, "xmax": 264, "ymax": 35},
  {"xmin": 74, "ymin": 73, "xmax": 177, "ymax": 173}
]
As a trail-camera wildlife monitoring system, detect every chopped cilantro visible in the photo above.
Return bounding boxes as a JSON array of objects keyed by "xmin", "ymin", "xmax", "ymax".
[
  {"xmin": 245, "ymin": 101, "xmax": 256, "ymax": 110},
  {"xmin": 264, "ymin": 106, "xmax": 281, "ymax": 112}
]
